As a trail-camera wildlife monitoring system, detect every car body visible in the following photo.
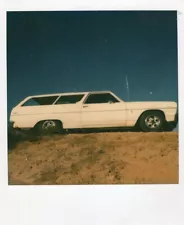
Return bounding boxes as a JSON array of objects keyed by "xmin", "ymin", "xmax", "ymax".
[{"xmin": 9, "ymin": 91, "xmax": 178, "ymax": 133}]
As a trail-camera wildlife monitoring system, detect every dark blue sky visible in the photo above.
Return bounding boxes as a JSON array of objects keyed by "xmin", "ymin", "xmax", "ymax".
[{"xmin": 7, "ymin": 11, "xmax": 178, "ymax": 115}]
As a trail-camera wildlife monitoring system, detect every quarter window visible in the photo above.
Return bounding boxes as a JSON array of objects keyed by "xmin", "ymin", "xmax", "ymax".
[
  {"xmin": 84, "ymin": 93, "xmax": 119, "ymax": 104},
  {"xmin": 22, "ymin": 96, "xmax": 59, "ymax": 106}
]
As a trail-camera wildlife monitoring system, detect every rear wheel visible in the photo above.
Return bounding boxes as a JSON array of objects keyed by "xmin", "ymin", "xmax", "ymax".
[
  {"xmin": 35, "ymin": 120, "xmax": 62, "ymax": 135},
  {"xmin": 139, "ymin": 111, "xmax": 165, "ymax": 132}
]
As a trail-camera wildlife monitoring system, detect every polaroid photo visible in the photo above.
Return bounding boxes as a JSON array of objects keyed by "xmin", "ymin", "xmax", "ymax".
[{"xmin": 0, "ymin": 0, "xmax": 183, "ymax": 225}]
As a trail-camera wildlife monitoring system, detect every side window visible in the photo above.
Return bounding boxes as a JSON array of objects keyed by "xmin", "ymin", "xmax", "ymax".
[
  {"xmin": 22, "ymin": 98, "xmax": 40, "ymax": 106},
  {"xmin": 22, "ymin": 96, "xmax": 59, "ymax": 106},
  {"xmin": 55, "ymin": 94, "xmax": 84, "ymax": 104},
  {"xmin": 84, "ymin": 93, "xmax": 119, "ymax": 104}
]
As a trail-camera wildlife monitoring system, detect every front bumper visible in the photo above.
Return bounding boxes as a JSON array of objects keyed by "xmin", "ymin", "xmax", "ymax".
[
  {"xmin": 175, "ymin": 112, "xmax": 178, "ymax": 124},
  {"xmin": 167, "ymin": 113, "xmax": 178, "ymax": 130}
]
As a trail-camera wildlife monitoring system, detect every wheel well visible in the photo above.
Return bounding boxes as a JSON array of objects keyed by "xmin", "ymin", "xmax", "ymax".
[
  {"xmin": 34, "ymin": 119, "xmax": 63, "ymax": 129},
  {"xmin": 135, "ymin": 110, "xmax": 166, "ymax": 128}
]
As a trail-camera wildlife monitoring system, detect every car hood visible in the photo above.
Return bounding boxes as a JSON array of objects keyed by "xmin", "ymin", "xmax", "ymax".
[{"xmin": 125, "ymin": 101, "xmax": 177, "ymax": 110}]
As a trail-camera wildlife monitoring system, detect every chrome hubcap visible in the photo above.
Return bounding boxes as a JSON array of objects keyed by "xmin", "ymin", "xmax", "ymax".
[
  {"xmin": 145, "ymin": 116, "xmax": 161, "ymax": 128},
  {"xmin": 42, "ymin": 121, "xmax": 56, "ymax": 131}
]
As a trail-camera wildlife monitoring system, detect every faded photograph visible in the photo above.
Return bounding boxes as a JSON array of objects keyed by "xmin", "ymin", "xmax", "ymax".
[{"xmin": 7, "ymin": 11, "xmax": 178, "ymax": 185}]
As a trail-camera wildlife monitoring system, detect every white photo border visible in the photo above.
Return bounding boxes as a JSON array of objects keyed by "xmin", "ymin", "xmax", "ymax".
[{"xmin": 0, "ymin": 1, "xmax": 183, "ymax": 225}]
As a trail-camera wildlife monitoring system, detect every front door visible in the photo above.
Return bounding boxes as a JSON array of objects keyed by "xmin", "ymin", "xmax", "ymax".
[{"xmin": 81, "ymin": 92, "xmax": 126, "ymax": 128}]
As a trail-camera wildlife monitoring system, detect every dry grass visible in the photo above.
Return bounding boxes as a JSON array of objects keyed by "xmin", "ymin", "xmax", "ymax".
[{"xmin": 8, "ymin": 132, "xmax": 178, "ymax": 185}]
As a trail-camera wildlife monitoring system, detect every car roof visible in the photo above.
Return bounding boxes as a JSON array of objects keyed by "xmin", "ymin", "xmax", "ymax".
[{"xmin": 28, "ymin": 91, "xmax": 112, "ymax": 98}]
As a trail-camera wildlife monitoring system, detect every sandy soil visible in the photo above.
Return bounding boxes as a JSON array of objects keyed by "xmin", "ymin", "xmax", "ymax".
[{"xmin": 8, "ymin": 132, "xmax": 178, "ymax": 185}]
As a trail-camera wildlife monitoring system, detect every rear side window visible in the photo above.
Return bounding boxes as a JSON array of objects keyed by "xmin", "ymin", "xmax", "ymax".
[
  {"xmin": 55, "ymin": 94, "xmax": 84, "ymax": 104},
  {"xmin": 22, "ymin": 96, "xmax": 59, "ymax": 106}
]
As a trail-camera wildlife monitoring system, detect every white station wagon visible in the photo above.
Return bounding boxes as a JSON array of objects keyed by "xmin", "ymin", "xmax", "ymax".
[{"xmin": 10, "ymin": 91, "xmax": 178, "ymax": 134}]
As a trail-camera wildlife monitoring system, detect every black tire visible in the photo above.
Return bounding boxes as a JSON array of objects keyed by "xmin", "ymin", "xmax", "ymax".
[
  {"xmin": 35, "ymin": 120, "xmax": 62, "ymax": 135},
  {"xmin": 139, "ymin": 111, "xmax": 165, "ymax": 132}
]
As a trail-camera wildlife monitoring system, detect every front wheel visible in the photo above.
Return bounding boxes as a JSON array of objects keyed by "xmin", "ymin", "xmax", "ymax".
[
  {"xmin": 139, "ymin": 111, "xmax": 165, "ymax": 132},
  {"xmin": 35, "ymin": 120, "xmax": 62, "ymax": 135}
]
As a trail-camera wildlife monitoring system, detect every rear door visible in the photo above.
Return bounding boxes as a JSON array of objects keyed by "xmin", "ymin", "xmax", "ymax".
[
  {"xmin": 81, "ymin": 92, "xmax": 126, "ymax": 128},
  {"xmin": 52, "ymin": 94, "xmax": 85, "ymax": 129}
]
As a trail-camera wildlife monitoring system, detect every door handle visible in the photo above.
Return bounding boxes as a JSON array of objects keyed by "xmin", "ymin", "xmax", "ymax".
[{"xmin": 83, "ymin": 105, "xmax": 88, "ymax": 108}]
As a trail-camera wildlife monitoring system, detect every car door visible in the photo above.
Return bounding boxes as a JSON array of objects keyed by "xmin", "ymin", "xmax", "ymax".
[
  {"xmin": 52, "ymin": 94, "xmax": 85, "ymax": 129},
  {"xmin": 81, "ymin": 92, "xmax": 126, "ymax": 128}
]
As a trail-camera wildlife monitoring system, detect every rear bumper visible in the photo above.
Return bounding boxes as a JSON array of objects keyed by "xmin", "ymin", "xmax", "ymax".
[
  {"xmin": 9, "ymin": 121, "xmax": 23, "ymax": 131},
  {"xmin": 9, "ymin": 121, "xmax": 15, "ymax": 129}
]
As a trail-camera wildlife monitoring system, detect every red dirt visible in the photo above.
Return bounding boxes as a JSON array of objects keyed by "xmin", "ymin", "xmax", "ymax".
[{"xmin": 8, "ymin": 132, "xmax": 178, "ymax": 185}]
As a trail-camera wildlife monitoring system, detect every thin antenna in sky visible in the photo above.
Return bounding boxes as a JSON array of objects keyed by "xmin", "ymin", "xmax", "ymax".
[{"xmin": 125, "ymin": 75, "xmax": 130, "ymax": 101}]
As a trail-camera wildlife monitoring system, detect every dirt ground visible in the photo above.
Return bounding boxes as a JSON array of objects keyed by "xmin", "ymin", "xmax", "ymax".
[{"xmin": 8, "ymin": 131, "xmax": 178, "ymax": 185}]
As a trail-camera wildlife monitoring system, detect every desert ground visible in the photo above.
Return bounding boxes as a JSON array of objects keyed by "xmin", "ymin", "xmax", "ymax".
[{"xmin": 8, "ymin": 131, "xmax": 178, "ymax": 185}]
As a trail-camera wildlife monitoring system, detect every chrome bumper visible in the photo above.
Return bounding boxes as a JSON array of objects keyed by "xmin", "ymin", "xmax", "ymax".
[{"xmin": 166, "ymin": 112, "xmax": 178, "ymax": 130}]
